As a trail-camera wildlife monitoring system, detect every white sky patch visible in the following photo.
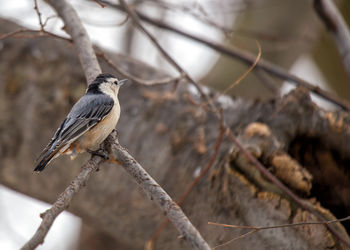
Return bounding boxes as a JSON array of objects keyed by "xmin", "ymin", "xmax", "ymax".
[{"xmin": 0, "ymin": 185, "xmax": 81, "ymax": 250}]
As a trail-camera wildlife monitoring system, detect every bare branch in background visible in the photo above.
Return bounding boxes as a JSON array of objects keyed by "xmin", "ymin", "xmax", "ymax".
[
  {"xmin": 314, "ymin": 0, "xmax": 350, "ymax": 78},
  {"xmin": 33, "ymin": 0, "xmax": 44, "ymax": 31},
  {"xmin": 104, "ymin": 1, "xmax": 350, "ymax": 110},
  {"xmin": 209, "ymin": 216, "xmax": 350, "ymax": 249},
  {"xmin": 0, "ymin": 28, "xmax": 72, "ymax": 42},
  {"xmin": 21, "ymin": 156, "xmax": 104, "ymax": 250},
  {"xmin": 253, "ymin": 68, "xmax": 279, "ymax": 95},
  {"xmin": 97, "ymin": 50, "xmax": 184, "ymax": 85},
  {"xmin": 118, "ymin": 0, "xmax": 350, "ymax": 247},
  {"xmin": 210, "ymin": 40, "xmax": 262, "ymax": 103},
  {"xmin": 118, "ymin": 0, "xmax": 213, "ymax": 106}
]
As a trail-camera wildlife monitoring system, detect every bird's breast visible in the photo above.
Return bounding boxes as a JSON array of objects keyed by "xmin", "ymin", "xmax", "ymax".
[{"xmin": 75, "ymin": 102, "xmax": 120, "ymax": 151}]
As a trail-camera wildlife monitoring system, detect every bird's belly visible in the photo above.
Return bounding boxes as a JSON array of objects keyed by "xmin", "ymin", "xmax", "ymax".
[{"xmin": 74, "ymin": 103, "xmax": 120, "ymax": 151}]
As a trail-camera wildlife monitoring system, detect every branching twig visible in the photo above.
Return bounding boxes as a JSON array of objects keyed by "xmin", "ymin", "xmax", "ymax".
[
  {"xmin": 97, "ymin": 50, "xmax": 184, "ymax": 85},
  {"xmin": 105, "ymin": 1, "xmax": 350, "ymax": 110},
  {"xmin": 110, "ymin": 133, "xmax": 211, "ymax": 250},
  {"xmin": 119, "ymin": 0, "xmax": 213, "ymax": 106},
  {"xmin": 19, "ymin": 0, "xmax": 350, "ymax": 248},
  {"xmin": 118, "ymin": 0, "xmax": 350, "ymax": 247},
  {"xmin": 253, "ymin": 68, "xmax": 279, "ymax": 95},
  {"xmin": 33, "ymin": 0, "xmax": 44, "ymax": 31},
  {"xmin": 21, "ymin": 156, "xmax": 104, "ymax": 250},
  {"xmin": 226, "ymin": 131, "xmax": 350, "ymax": 248},
  {"xmin": 210, "ymin": 40, "xmax": 261, "ymax": 104},
  {"xmin": 314, "ymin": 0, "xmax": 350, "ymax": 77},
  {"xmin": 209, "ymin": 216, "xmax": 350, "ymax": 249}
]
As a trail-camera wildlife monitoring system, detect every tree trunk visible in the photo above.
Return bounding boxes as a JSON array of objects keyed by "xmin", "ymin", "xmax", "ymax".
[{"xmin": 0, "ymin": 19, "xmax": 349, "ymax": 249}]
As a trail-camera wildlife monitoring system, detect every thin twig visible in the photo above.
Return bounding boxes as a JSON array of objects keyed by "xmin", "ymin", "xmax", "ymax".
[
  {"xmin": 209, "ymin": 216, "xmax": 350, "ymax": 230},
  {"xmin": 119, "ymin": 0, "xmax": 214, "ymax": 107},
  {"xmin": 314, "ymin": 0, "xmax": 350, "ymax": 78},
  {"xmin": 226, "ymin": 131, "xmax": 350, "ymax": 248},
  {"xmin": 105, "ymin": 1, "xmax": 350, "ymax": 110},
  {"xmin": 212, "ymin": 230, "xmax": 257, "ymax": 249},
  {"xmin": 21, "ymin": 156, "xmax": 104, "ymax": 250},
  {"xmin": 210, "ymin": 40, "xmax": 261, "ymax": 104},
  {"xmin": 97, "ymin": 50, "xmax": 183, "ymax": 85},
  {"xmin": 33, "ymin": 0, "xmax": 44, "ymax": 31},
  {"xmin": 0, "ymin": 29, "xmax": 72, "ymax": 42},
  {"xmin": 110, "ymin": 133, "xmax": 211, "ymax": 250},
  {"xmin": 42, "ymin": 15, "xmax": 58, "ymax": 27},
  {"xmin": 253, "ymin": 68, "xmax": 279, "ymax": 95},
  {"xmin": 209, "ymin": 216, "xmax": 350, "ymax": 249},
  {"xmin": 93, "ymin": 0, "xmax": 106, "ymax": 8}
]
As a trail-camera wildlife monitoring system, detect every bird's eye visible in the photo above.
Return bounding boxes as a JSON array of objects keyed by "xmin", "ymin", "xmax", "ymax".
[{"xmin": 114, "ymin": 81, "xmax": 118, "ymax": 85}]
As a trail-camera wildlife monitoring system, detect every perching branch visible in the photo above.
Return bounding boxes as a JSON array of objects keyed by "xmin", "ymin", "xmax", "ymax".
[
  {"xmin": 314, "ymin": 0, "xmax": 350, "ymax": 78},
  {"xmin": 22, "ymin": 0, "xmax": 211, "ymax": 249},
  {"xmin": 110, "ymin": 132, "xmax": 211, "ymax": 250},
  {"xmin": 21, "ymin": 156, "xmax": 104, "ymax": 250}
]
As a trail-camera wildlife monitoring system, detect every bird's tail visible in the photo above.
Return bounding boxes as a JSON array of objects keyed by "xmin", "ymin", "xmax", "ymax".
[
  {"xmin": 34, "ymin": 149, "xmax": 58, "ymax": 172},
  {"xmin": 34, "ymin": 141, "xmax": 65, "ymax": 172}
]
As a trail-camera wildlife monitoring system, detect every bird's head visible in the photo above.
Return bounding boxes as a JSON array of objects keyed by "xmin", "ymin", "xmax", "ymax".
[{"xmin": 87, "ymin": 73, "xmax": 127, "ymax": 98}]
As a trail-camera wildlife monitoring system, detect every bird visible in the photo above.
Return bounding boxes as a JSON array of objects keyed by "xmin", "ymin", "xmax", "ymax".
[{"xmin": 34, "ymin": 73, "xmax": 127, "ymax": 172}]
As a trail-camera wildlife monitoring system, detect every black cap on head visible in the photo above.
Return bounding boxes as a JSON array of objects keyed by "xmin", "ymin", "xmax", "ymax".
[
  {"xmin": 86, "ymin": 73, "xmax": 117, "ymax": 94},
  {"xmin": 92, "ymin": 73, "xmax": 117, "ymax": 85}
]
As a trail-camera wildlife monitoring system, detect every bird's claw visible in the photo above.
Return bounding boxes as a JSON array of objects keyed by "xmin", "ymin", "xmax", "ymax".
[{"xmin": 87, "ymin": 149, "xmax": 109, "ymax": 160}]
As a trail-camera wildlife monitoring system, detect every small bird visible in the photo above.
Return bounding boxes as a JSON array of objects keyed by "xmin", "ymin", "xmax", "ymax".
[{"xmin": 34, "ymin": 73, "xmax": 126, "ymax": 172}]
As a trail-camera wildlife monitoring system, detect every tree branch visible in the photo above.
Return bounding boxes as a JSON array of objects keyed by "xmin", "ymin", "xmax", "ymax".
[
  {"xmin": 105, "ymin": 0, "xmax": 350, "ymax": 110},
  {"xmin": 21, "ymin": 0, "xmax": 211, "ymax": 249},
  {"xmin": 44, "ymin": 0, "xmax": 101, "ymax": 83},
  {"xmin": 110, "ymin": 132, "xmax": 211, "ymax": 250},
  {"xmin": 314, "ymin": 0, "xmax": 350, "ymax": 78},
  {"xmin": 117, "ymin": 1, "xmax": 350, "ymax": 247},
  {"xmin": 21, "ymin": 156, "xmax": 104, "ymax": 250}
]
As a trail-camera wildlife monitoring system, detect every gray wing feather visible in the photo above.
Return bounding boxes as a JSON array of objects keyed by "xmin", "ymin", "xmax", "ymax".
[
  {"xmin": 35, "ymin": 94, "xmax": 114, "ymax": 166},
  {"xmin": 54, "ymin": 94, "xmax": 114, "ymax": 145}
]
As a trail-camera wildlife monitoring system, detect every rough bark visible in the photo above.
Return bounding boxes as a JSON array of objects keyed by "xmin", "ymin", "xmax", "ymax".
[{"xmin": 1, "ymin": 19, "xmax": 350, "ymax": 249}]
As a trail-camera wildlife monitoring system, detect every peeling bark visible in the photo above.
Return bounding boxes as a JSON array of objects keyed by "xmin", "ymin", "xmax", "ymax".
[{"xmin": 0, "ymin": 19, "xmax": 349, "ymax": 249}]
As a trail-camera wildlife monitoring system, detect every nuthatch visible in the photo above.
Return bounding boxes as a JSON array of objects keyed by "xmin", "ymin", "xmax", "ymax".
[{"xmin": 34, "ymin": 73, "xmax": 126, "ymax": 172}]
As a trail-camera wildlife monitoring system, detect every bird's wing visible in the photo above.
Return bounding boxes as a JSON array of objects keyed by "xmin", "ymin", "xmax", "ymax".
[
  {"xmin": 34, "ymin": 94, "xmax": 114, "ymax": 171},
  {"xmin": 58, "ymin": 94, "xmax": 114, "ymax": 144}
]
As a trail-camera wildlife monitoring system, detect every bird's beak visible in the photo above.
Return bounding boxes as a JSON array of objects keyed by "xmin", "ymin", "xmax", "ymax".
[{"xmin": 119, "ymin": 79, "xmax": 128, "ymax": 86}]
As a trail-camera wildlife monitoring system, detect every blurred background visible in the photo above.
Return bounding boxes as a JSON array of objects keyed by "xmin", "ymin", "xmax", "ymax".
[{"xmin": 1, "ymin": 0, "xmax": 350, "ymax": 249}]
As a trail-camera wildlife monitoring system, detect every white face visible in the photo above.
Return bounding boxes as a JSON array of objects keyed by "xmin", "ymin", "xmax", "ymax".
[{"xmin": 99, "ymin": 77, "xmax": 121, "ymax": 100}]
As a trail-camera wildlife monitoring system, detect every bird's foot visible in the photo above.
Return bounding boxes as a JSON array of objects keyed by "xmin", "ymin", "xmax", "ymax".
[{"xmin": 87, "ymin": 149, "xmax": 109, "ymax": 160}]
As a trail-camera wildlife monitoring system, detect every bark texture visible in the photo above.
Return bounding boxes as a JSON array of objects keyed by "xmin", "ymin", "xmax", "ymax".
[{"xmin": 1, "ymin": 19, "xmax": 350, "ymax": 249}]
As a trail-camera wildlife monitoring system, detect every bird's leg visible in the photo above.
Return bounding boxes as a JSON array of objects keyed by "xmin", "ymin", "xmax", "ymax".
[{"xmin": 87, "ymin": 148, "xmax": 109, "ymax": 160}]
